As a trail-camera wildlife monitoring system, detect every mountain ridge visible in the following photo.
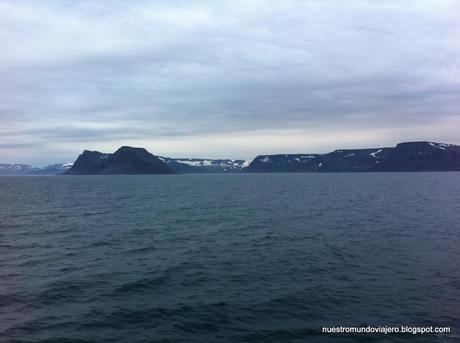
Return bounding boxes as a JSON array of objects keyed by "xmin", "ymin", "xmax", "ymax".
[{"xmin": 1, "ymin": 141, "xmax": 459, "ymax": 175}]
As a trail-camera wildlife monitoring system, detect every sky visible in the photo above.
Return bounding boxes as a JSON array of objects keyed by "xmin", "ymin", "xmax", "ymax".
[{"xmin": 1, "ymin": 0, "xmax": 460, "ymax": 166}]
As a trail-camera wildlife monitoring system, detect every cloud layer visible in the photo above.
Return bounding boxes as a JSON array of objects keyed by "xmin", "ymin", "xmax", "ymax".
[{"xmin": 1, "ymin": 0, "xmax": 460, "ymax": 165}]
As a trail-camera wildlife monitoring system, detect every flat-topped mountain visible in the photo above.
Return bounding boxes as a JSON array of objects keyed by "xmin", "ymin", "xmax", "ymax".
[
  {"xmin": 64, "ymin": 146, "xmax": 174, "ymax": 175},
  {"xmin": 247, "ymin": 141, "xmax": 460, "ymax": 172}
]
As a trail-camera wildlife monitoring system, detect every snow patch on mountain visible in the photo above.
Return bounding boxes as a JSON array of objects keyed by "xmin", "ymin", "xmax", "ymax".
[
  {"xmin": 370, "ymin": 149, "xmax": 382, "ymax": 158},
  {"xmin": 429, "ymin": 142, "xmax": 452, "ymax": 150}
]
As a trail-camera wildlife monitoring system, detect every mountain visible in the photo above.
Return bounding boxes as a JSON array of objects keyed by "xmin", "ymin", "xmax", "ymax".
[
  {"xmin": 158, "ymin": 157, "xmax": 249, "ymax": 173},
  {"xmin": 3, "ymin": 141, "xmax": 459, "ymax": 176},
  {"xmin": 100, "ymin": 147, "xmax": 173, "ymax": 174},
  {"xmin": 64, "ymin": 150, "xmax": 111, "ymax": 175},
  {"xmin": 0, "ymin": 164, "xmax": 35, "ymax": 175},
  {"xmin": 31, "ymin": 163, "xmax": 74, "ymax": 175},
  {"xmin": 0, "ymin": 163, "xmax": 73, "ymax": 175},
  {"xmin": 64, "ymin": 146, "xmax": 174, "ymax": 175},
  {"xmin": 247, "ymin": 141, "xmax": 460, "ymax": 172},
  {"xmin": 65, "ymin": 148, "xmax": 248, "ymax": 174},
  {"xmin": 0, "ymin": 156, "xmax": 250, "ymax": 175}
]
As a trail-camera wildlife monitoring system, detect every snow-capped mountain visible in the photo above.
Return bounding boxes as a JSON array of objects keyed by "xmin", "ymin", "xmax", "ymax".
[
  {"xmin": 158, "ymin": 157, "xmax": 249, "ymax": 173},
  {"xmin": 0, "ymin": 163, "xmax": 73, "ymax": 175},
  {"xmin": 31, "ymin": 163, "xmax": 74, "ymax": 175},
  {"xmin": 0, "ymin": 164, "xmax": 34, "ymax": 175}
]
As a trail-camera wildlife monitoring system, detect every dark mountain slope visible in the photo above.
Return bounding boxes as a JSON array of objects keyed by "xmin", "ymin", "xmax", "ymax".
[
  {"xmin": 64, "ymin": 147, "xmax": 174, "ymax": 175},
  {"xmin": 64, "ymin": 150, "xmax": 112, "ymax": 175},
  {"xmin": 100, "ymin": 147, "xmax": 173, "ymax": 174}
]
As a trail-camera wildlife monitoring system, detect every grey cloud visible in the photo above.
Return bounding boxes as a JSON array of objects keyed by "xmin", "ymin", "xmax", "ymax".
[{"xmin": 0, "ymin": 0, "xmax": 459, "ymax": 164}]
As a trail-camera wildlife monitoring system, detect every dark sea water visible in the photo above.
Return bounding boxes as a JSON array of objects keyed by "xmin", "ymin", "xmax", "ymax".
[{"xmin": 1, "ymin": 173, "xmax": 460, "ymax": 343}]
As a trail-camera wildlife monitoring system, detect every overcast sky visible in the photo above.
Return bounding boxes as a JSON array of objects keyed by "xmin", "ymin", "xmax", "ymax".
[{"xmin": 1, "ymin": 0, "xmax": 459, "ymax": 165}]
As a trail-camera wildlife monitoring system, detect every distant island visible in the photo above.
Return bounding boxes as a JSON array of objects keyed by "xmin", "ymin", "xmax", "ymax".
[{"xmin": 1, "ymin": 141, "xmax": 460, "ymax": 175}]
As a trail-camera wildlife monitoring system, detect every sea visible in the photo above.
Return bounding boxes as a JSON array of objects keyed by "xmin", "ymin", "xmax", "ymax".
[{"xmin": 1, "ymin": 173, "xmax": 459, "ymax": 343}]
